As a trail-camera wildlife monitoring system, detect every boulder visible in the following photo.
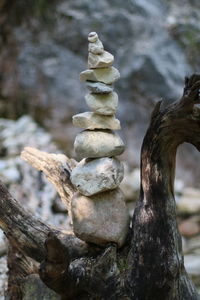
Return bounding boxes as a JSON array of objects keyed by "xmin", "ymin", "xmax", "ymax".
[
  {"xmin": 85, "ymin": 92, "xmax": 118, "ymax": 115},
  {"xmin": 80, "ymin": 67, "xmax": 120, "ymax": 84},
  {"xmin": 70, "ymin": 157, "xmax": 124, "ymax": 196},
  {"xmin": 71, "ymin": 189, "xmax": 129, "ymax": 247},
  {"xmin": 72, "ymin": 112, "xmax": 121, "ymax": 130},
  {"xmin": 74, "ymin": 129, "xmax": 125, "ymax": 159},
  {"xmin": 88, "ymin": 51, "xmax": 114, "ymax": 69},
  {"xmin": 86, "ymin": 81, "xmax": 114, "ymax": 94}
]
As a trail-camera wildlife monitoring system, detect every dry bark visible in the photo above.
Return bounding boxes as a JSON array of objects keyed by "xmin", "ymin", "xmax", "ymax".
[{"xmin": 1, "ymin": 74, "xmax": 200, "ymax": 299}]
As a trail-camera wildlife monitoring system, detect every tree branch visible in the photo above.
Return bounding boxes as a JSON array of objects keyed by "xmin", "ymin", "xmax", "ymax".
[
  {"xmin": 126, "ymin": 74, "xmax": 200, "ymax": 300},
  {"xmin": 0, "ymin": 181, "xmax": 92, "ymax": 263},
  {"xmin": 21, "ymin": 147, "xmax": 77, "ymax": 211}
]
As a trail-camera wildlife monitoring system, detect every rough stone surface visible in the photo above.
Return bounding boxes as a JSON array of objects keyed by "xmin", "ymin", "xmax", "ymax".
[
  {"xmin": 88, "ymin": 51, "xmax": 114, "ymax": 69},
  {"xmin": 85, "ymin": 92, "xmax": 118, "ymax": 115},
  {"xmin": 70, "ymin": 157, "xmax": 124, "ymax": 196},
  {"xmin": 71, "ymin": 189, "xmax": 129, "ymax": 247},
  {"xmin": 80, "ymin": 67, "xmax": 120, "ymax": 84},
  {"xmin": 72, "ymin": 112, "xmax": 121, "ymax": 130},
  {"xmin": 74, "ymin": 130, "xmax": 125, "ymax": 159},
  {"xmin": 88, "ymin": 39, "xmax": 104, "ymax": 54},
  {"xmin": 86, "ymin": 81, "xmax": 114, "ymax": 94},
  {"xmin": 0, "ymin": 256, "xmax": 7, "ymax": 300}
]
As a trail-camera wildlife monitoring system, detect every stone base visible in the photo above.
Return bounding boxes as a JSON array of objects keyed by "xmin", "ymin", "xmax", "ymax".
[{"xmin": 71, "ymin": 189, "xmax": 129, "ymax": 247}]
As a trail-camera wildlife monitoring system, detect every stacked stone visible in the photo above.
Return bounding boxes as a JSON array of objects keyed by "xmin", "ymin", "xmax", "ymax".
[{"xmin": 70, "ymin": 32, "xmax": 129, "ymax": 247}]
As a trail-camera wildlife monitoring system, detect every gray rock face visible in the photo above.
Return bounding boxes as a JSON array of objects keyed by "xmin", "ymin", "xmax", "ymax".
[
  {"xmin": 70, "ymin": 157, "xmax": 124, "ymax": 196},
  {"xmin": 71, "ymin": 189, "xmax": 129, "ymax": 247},
  {"xmin": 72, "ymin": 112, "xmax": 121, "ymax": 130},
  {"xmin": 85, "ymin": 92, "xmax": 118, "ymax": 115},
  {"xmin": 74, "ymin": 130, "xmax": 125, "ymax": 159},
  {"xmin": 1, "ymin": 0, "xmax": 199, "ymax": 185},
  {"xmin": 80, "ymin": 67, "xmax": 120, "ymax": 84},
  {"xmin": 86, "ymin": 81, "xmax": 114, "ymax": 94},
  {"xmin": 88, "ymin": 51, "xmax": 114, "ymax": 69}
]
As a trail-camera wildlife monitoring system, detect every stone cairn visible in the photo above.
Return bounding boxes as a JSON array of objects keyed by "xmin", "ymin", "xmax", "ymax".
[{"xmin": 70, "ymin": 32, "xmax": 129, "ymax": 247}]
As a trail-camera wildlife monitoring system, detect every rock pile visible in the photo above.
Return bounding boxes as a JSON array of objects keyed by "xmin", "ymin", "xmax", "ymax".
[{"xmin": 70, "ymin": 32, "xmax": 129, "ymax": 247}]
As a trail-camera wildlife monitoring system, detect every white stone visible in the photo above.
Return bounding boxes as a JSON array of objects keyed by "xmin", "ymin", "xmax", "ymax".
[
  {"xmin": 80, "ymin": 67, "xmax": 120, "ymax": 84},
  {"xmin": 71, "ymin": 189, "xmax": 129, "ymax": 247},
  {"xmin": 70, "ymin": 157, "xmax": 124, "ymax": 196},
  {"xmin": 88, "ymin": 51, "xmax": 114, "ymax": 69},
  {"xmin": 88, "ymin": 32, "xmax": 98, "ymax": 43},
  {"xmin": 72, "ymin": 112, "xmax": 121, "ymax": 130},
  {"xmin": 85, "ymin": 92, "xmax": 118, "ymax": 115},
  {"xmin": 88, "ymin": 39, "xmax": 104, "ymax": 54},
  {"xmin": 74, "ymin": 130, "xmax": 125, "ymax": 159},
  {"xmin": 86, "ymin": 81, "xmax": 114, "ymax": 94}
]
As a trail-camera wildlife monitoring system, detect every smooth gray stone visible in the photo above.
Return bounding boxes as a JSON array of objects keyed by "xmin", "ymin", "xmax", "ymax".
[
  {"xmin": 71, "ymin": 189, "xmax": 129, "ymax": 247},
  {"xmin": 74, "ymin": 129, "xmax": 125, "ymax": 159},
  {"xmin": 88, "ymin": 32, "xmax": 98, "ymax": 43},
  {"xmin": 85, "ymin": 92, "xmax": 118, "ymax": 115},
  {"xmin": 70, "ymin": 157, "xmax": 124, "ymax": 196},
  {"xmin": 85, "ymin": 81, "xmax": 114, "ymax": 94}
]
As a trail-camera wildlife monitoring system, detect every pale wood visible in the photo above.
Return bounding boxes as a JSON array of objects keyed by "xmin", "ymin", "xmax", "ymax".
[{"xmin": 21, "ymin": 147, "xmax": 77, "ymax": 212}]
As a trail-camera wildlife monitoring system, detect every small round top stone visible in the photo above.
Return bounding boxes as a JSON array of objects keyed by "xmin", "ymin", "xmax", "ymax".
[{"xmin": 88, "ymin": 32, "xmax": 98, "ymax": 43}]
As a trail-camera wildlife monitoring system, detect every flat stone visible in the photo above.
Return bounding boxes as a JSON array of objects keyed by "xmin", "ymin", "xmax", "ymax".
[
  {"xmin": 88, "ymin": 51, "xmax": 114, "ymax": 69},
  {"xmin": 80, "ymin": 67, "xmax": 120, "ymax": 84},
  {"xmin": 70, "ymin": 157, "xmax": 124, "ymax": 196},
  {"xmin": 72, "ymin": 112, "xmax": 121, "ymax": 130},
  {"xmin": 86, "ymin": 81, "xmax": 114, "ymax": 94},
  {"xmin": 74, "ymin": 129, "xmax": 125, "ymax": 159},
  {"xmin": 71, "ymin": 189, "xmax": 129, "ymax": 247},
  {"xmin": 85, "ymin": 92, "xmax": 118, "ymax": 115},
  {"xmin": 88, "ymin": 39, "xmax": 104, "ymax": 54},
  {"xmin": 88, "ymin": 32, "xmax": 98, "ymax": 43}
]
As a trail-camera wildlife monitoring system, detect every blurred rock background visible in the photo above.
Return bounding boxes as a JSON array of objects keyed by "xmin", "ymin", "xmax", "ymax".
[{"xmin": 0, "ymin": 0, "xmax": 200, "ymax": 298}]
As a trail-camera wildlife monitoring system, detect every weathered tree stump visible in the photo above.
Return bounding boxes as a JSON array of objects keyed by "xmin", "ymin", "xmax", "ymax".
[{"xmin": 1, "ymin": 74, "xmax": 200, "ymax": 299}]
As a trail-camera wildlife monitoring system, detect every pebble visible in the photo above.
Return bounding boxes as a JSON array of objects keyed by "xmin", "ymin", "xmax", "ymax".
[
  {"xmin": 88, "ymin": 32, "xmax": 98, "ymax": 43},
  {"xmin": 88, "ymin": 39, "xmax": 104, "ymax": 55},
  {"xmin": 85, "ymin": 92, "xmax": 118, "ymax": 115},
  {"xmin": 70, "ymin": 157, "xmax": 124, "ymax": 196},
  {"xmin": 72, "ymin": 111, "xmax": 121, "ymax": 130},
  {"xmin": 88, "ymin": 51, "xmax": 114, "ymax": 69},
  {"xmin": 80, "ymin": 67, "xmax": 120, "ymax": 85},
  {"xmin": 71, "ymin": 189, "xmax": 129, "ymax": 247},
  {"xmin": 86, "ymin": 81, "xmax": 114, "ymax": 94},
  {"xmin": 74, "ymin": 129, "xmax": 125, "ymax": 159}
]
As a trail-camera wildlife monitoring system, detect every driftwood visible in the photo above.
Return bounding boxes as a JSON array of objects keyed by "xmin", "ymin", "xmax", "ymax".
[{"xmin": 1, "ymin": 74, "xmax": 200, "ymax": 299}]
